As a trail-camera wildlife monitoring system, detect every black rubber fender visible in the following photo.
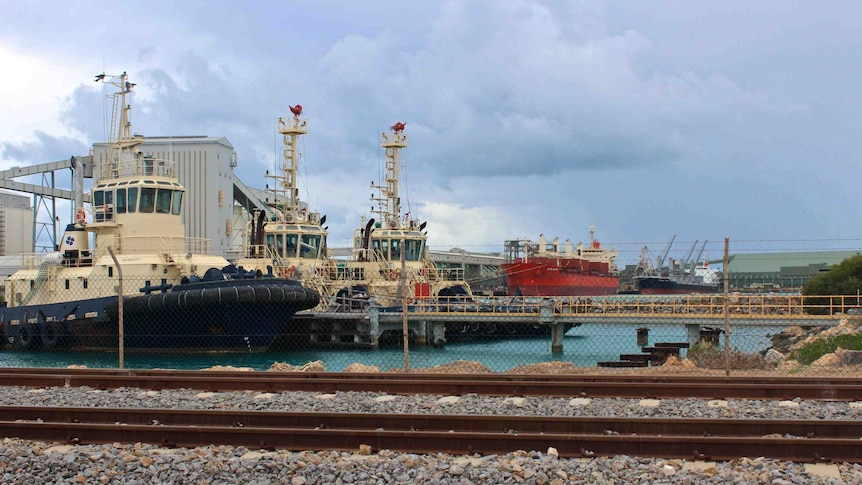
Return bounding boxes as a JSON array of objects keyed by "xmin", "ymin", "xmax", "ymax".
[
  {"xmin": 40, "ymin": 320, "xmax": 68, "ymax": 349},
  {"xmin": 117, "ymin": 281, "xmax": 320, "ymax": 314},
  {"xmin": 15, "ymin": 322, "xmax": 40, "ymax": 350}
]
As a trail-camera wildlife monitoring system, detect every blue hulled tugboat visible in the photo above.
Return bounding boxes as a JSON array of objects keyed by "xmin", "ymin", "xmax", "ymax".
[{"xmin": 0, "ymin": 72, "xmax": 319, "ymax": 352}]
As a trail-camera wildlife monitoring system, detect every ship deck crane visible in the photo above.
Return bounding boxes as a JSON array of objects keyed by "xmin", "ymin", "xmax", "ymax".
[{"xmin": 655, "ymin": 235, "xmax": 676, "ymax": 273}]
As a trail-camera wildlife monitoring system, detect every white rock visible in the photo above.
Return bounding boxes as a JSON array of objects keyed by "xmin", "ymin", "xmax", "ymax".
[
  {"xmin": 568, "ymin": 398, "xmax": 592, "ymax": 407},
  {"xmin": 437, "ymin": 396, "xmax": 461, "ymax": 405},
  {"xmin": 253, "ymin": 392, "xmax": 275, "ymax": 400},
  {"xmin": 778, "ymin": 400, "xmax": 800, "ymax": 408},
  {"xmin": 195, "ymin": 392, "xmax": 215, "ymax": 399},
  {"xmin": 639, "ymin": 399, "xmax": 661, "ymax": 408},
  {"xmin": 503, "ymin": 397, "xmax": 527, "ymax": 407},
  {"xmin": 374, "ymin": 395, "xmax": 398, "ymax": 403},
  {"xmin": 707, "ymin": 400, "xmax": 728, "ymax": 408},
  {"xmin": 315, "ymin": 393, "xmax": 337, "ymax": 400},
  {"xmin": 764, "ymin": 348, "xmax": 786, "ymax": 363}
]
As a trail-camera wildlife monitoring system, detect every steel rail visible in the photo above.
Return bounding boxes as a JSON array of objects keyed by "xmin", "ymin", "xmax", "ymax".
[
  {"xmin": 0, "ymin": 369, "xmax": 859, "ymax": 400},
  {"xmin": 5, "ymin": 367, "xmax": 862, "ymax": 386},
  {"xmin": 0, "ymin": 407, "xmax": 859, "ymax": 462},
  {"xmin": 2, "ymin": 406, "xmax": 861, "ymax": 438}
]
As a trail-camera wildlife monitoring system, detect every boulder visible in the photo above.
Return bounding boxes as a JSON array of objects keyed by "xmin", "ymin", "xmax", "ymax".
[
  {"xmin": 764, "ymin": 348, "xmax": 786, "ymax": 364},
  {"xmin": 269, "ymin": 360, "xmax": 326, "ymax": 372},
  {"xmin": 837, "ymin": 349, "xmax": 862, "ymax": 366},
  {"xmin": 344, "ymin": 363, "xmax": 380, "ymax": 373}
]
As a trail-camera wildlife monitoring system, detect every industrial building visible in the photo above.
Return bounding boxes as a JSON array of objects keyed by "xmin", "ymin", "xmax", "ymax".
[
  {"xmin": 0, "ymin": 192, "xmax": 33, "ymax": 256},
  {"xmin": 724, "ymin": 251, "xmax": 861, "ymax": 290}
]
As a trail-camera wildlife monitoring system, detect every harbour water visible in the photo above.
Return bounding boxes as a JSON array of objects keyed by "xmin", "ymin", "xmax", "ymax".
[{"xmin": 0, "ymin": 324, "xmax": 780, "ymax": 372}]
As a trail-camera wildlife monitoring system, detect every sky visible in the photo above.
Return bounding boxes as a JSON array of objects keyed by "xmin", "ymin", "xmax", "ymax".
[{"xmin": 1, "ymin": 0, "xmax": 861, "ymax": 267}]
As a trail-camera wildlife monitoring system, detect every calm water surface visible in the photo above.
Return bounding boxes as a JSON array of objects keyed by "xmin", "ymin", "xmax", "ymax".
[{"xmin": 0, "ymin": 324, "xmax": 779, "ymax": 372}]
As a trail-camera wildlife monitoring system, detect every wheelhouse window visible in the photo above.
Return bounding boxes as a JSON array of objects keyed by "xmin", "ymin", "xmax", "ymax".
[
  {"xmin": 171, "ymin": 190, "xmax": 183, "ymax": 215},
  {"xmin": 116, "ymin": 189, "xmax": 127, "ymax": 213},
  {"xmin": 285, "ymin": 234, "xmax": 298, "ymax": 258},
  {"xmin": 156, "ymin": 188, "xmax": 172, "ymax": 214},
  {"xmin": 276, "ymin": 234, "xmax": 285, "ymax": 257},
  {"xmin": 390, "ymin": 239, "xmax": 401, "ymax": 261},
  {"xmin": 404, "ymin": 239, "xmax": 423, "ymax": 261},
  {"xmin": 127, "ymin": 187, "xmax": 138, "ymax": 213},
  {"xmin": 140, "ymin": 187, "xmax": 156, "ymax": 213},
  {"xmin": 300, "ymin": 234, "xmax": 321, "ymax": 259}
]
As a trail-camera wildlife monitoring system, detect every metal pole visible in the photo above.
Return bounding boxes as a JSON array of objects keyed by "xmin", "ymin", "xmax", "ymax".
[
  {"xmin": 401, "ymin": 237, "xmax": 409, "ymax": 371},
  {"xmin": 107, "ymin": 247, "xmax": 124, "ymax": 369},
  {"xmin": 723, "ymin": 237, "xmax": 730, "ymax": 377}
]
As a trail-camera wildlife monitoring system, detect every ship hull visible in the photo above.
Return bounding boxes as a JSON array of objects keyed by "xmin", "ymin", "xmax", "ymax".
[
  {"xmin": 502, "ymin": 261, "xmax": 619, "ymax": 297},
  {"xmin": 634, "ymin": 277, "xmax": 718, "ymax": 295},
  {"xmin": 1, "ymin": 278, "xmax": 319, "ymax": 353}
]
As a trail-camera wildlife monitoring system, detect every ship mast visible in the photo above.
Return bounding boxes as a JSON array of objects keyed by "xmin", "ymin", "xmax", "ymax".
[
  {"xmin": 267, "ymin": 105, "xmax": 308, "ymax": 219},
  {"xmin": 372, "ymin": 122, "xmax": 407, "ymax": 229},
  {"xmin": 96, "ymin": 71, "xmax": 144, "ymax": 183}
]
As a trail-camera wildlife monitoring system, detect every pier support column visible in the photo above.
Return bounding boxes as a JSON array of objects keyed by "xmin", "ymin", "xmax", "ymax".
[
  {"xmin": 368, "ymin": 304, "xmax": 380, "ymax": 349},
  {"xmin": 414, "ymin": 320, "xmax": 428, "ymax": 345},
  {"xmin": 551, "ymin": 323, "xmax": 566, "ymax": 353},
  {"xmin": 686, "ymin": 324, "xmax": 701, "ymax": 348},
  {"xmin": 540, "ymin": 298, "xmax": 564, "ymax": 353},
  {"xmin": 431, "ymin": 322, "xmax": 446, "ymax": 348}
]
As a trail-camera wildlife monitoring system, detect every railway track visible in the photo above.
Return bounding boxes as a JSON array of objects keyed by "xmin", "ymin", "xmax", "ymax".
[
  {"xmin": 1, "ymin": 405, "xmax": 859, "ymax": 462},
  {"xmin": 0, "ymin": 367, "xmax": 860, "ymax": 401}
]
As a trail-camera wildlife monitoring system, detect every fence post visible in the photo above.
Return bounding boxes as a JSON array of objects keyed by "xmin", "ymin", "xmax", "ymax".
[
  {"xmin": 107, "ymin": 246, "xmax": 123, "ymax": 369},
  {"xmin": 400, "ymin": 237, "xmax": 409, "ymax": 371},
  {"xmin": 723, "ymin": 237, "xmax": 730, "ymax": 376}
]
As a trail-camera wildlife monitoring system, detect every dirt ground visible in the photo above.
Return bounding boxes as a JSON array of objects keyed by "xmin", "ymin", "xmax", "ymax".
[{"xmin": 253, "ymin": 359, "xmax": 862, "ymax": 377}]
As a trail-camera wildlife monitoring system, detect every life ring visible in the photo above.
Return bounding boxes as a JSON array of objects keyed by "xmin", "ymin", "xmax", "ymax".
[
  {"xmin": 75, "ymin": 208, "xmax": 87, "ymax": 224},
  {"xmin": 40, "ymin": 321, "xmax": 68, "ymax": 349},
  {"xmin": 390, "ymin": 269, "xmax": 399, "ymax": 280},
  {"xmin": 283, "ymin": 266, "xmax": 295, "ymax": 278}
]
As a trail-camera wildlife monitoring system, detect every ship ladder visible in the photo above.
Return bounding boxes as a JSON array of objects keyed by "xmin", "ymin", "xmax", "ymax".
[{"xmin": 21, "ymin": 261, "xmax": 51, "ymax": 306}]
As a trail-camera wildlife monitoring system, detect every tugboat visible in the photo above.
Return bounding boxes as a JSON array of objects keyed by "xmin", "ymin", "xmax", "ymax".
[
  {"xmin": 234, "ymin": 105, "xmax": 337, "ymax": 309},
  {"xmin": 0, "ymin": 72, "xmax": 319, "ymax": 352},
  {"xmin": 338, "ymin": 122, "xmax": 472, "ymax": 310}
]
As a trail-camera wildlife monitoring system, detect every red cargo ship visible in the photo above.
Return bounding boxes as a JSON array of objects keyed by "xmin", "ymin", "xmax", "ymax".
[{"xmin": 502, "ymin": 225, "xmax": 619, "ymax": 297}]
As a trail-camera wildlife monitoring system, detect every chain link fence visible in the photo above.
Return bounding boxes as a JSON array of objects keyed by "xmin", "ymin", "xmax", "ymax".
[{"xmin": 1, "ymin": 273, "xmax": 861, "ymax": 376}]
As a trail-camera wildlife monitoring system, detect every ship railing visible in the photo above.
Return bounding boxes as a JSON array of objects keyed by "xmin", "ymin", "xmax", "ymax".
[
  {"xmin": 18, "ymin": 253, "xmax": 51, "ymax": 270},
  {"xmin": 97, "ymin": 156, "xmax": 176, "ymax": 183},
  {"xmin": 334, "ymin": 265, "xmax": 366, "ymax": 283},
  {"xmin": 243, "ymin": 244, "xmax": 276, "ymax": 259},
  {"xmin": 92, "ymin": 203, "xmax": 114, "ymax": 223},
  {"xmin": 435, "ymin": 267, "xmax": 465, "ymax": 281}
]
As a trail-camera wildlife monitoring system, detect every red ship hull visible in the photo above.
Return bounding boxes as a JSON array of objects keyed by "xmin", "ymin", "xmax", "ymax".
[{"xmin": 502, "ymin": 259, "xmax": 619, "ymax": 297}]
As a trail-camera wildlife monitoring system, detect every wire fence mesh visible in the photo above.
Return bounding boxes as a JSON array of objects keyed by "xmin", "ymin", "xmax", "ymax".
[{"xmin": 1, "ymin": 273, "xmax": 861, "ymax": 376}]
